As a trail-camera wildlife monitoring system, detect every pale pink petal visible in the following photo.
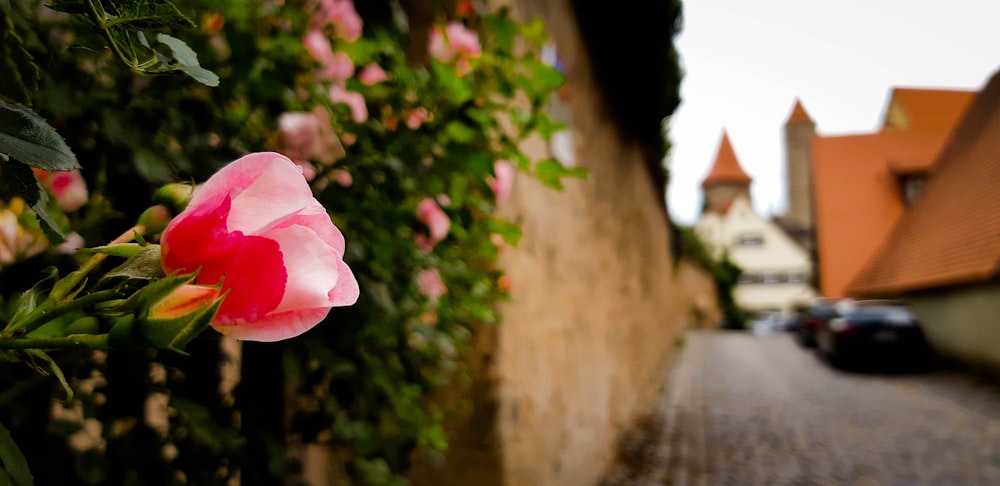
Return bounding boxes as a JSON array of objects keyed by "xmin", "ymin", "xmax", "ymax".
[
  {"xmin": 214, "ymin": 307, "xmax": 331, "ymax": 342},
  {"xmin": 323, "ymin": 0, "xmax": 363, "ymax": 42},
  {"xmin": 328, "ymin": 257, "xmax": 360, "ymax": 306},
  {"xmin": 332, "ymin": 169, "xmax": 353, "ymax": 187},
  {"xmin": 319, "ymin": 51, "xmax": 355, "ymax": 83},
  {"xmin": 265, "ymin": 225, "xmax": 342, "ymax": 312},
  {"xmin": 488, "ymin": 160, "xmax": 515, "ymax": 202},
  {"xmin": 416, "ymin": 268, "xmax": 447, "ymax": 300},
  {"xmin": 271, "ymin": 201, "xmax": 346, "ymax": 254},
  {"xmin": 303, "ymin": 28, "xmax": 333, "ymax": 63},
  {"xmin": 357, "ymin": 63, "xmax": 388, "ymax": 85},
  {"xmin": 427, "ymin": 27, "xmax": 451, "ymax": 62},
  {"xmin": 184, "ymin": 152, "xmax": 286, "ymax": 210},
  {"xmin": 416, "ymin": 198, "xmax": 450, "ymax": 243},
  {"xmin": 225, "ymin": 155, "xmax": 315, "ymax": 235},
  {"xmin": 55, "ymin": 232, "xmax": 85, "ymax": 254},
  {"xmin": 445, "ymin": 22, "xmax": 481, "ymax": 57},
  {"xmin": 328, "ymin": 86, "xmax": 368, "ymax": 123}
]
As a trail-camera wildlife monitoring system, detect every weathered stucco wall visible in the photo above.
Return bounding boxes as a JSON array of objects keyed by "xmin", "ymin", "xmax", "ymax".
[
  {"xmin": 412, "ymin": 1, "xmax": 719, "ymax": 484},
  {"xmin": 906, "ymin": 282, "xmax": 1000, "ymax": 377}
]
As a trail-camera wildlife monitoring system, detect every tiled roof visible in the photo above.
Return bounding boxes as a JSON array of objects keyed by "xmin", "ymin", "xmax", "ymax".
[
  {"xmin": 850, "ymin": 71, "xmax": 1000, "ymax": 296},
  {"xmin": 786, "ymin": 98, "xmax": 812, "ymax": 123},
  {"xmin": 812, "ymin": 130, "xmax": 954, "ymax": 297},
  {"xmin": 882, "ymin": 88, "xmax": 976, "ymax": 131},
  {"xmin": 702, "ymin": 131, "xmax": 752, "ymax": 187}
]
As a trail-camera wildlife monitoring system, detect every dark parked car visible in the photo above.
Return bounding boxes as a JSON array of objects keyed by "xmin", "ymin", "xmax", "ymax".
[
  {"xmin": 816, "ymin": 301, "xmax": 933, "ymax": 369},
  {"xmin": 795, "ymin": 298, "xmax": 847, "ymax": 347}
]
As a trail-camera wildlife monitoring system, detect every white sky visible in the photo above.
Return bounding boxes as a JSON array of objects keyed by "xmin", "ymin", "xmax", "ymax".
[{"xmin": 665, "ymin": 0, "xmax": 1000, "ymax": 225}]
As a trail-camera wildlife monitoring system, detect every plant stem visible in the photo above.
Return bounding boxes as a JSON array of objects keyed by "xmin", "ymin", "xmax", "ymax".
[
  {"xmin": 11, "ymin": 289, "xmax": 124, "ymax": 336},
  {"xmin": 51, "ymin": 225, "xmax": 144, "ymax": 303},
  {"xmin": 0, "ymin": 334, "xmax": 110, "ymax": 351}
]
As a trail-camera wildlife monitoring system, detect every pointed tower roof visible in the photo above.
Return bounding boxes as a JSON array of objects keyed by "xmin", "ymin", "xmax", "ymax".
[
  {"xmin": 786, "ymin": 98, "xmax": 813, "ymax": 123},
  {"xmin": 702, "ymin": 131, "xmax": 752, "ymax": 187}
]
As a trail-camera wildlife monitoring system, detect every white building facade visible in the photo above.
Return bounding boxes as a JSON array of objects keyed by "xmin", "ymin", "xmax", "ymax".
[{"xmin": 696, "ymin": 132, "xmax": 817, "ymax": 315}]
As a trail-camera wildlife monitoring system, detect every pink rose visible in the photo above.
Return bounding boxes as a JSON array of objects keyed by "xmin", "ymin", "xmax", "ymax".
[
  {"xmin": 358, "ymin": 63, "xmax": 388, "ymax": 86},
  {"xmin": 277, "ymin": 108, "xmax": 344, "ymax": 167},
  {"xmin": 319, "ymin": 51, "xmax": 355, "ymax": 84},
  {"xmin": 487, "ymin": 159, "xmax": 515, "ymax": 202},
  {"xmin": 329, "ymin": 86, "xmax": 368, "ymax": 123},
  {"xmin": 303, "ymin": 28, "xmax": 333, "ymax": 62},
  {"xmin": 160, "ymin": 152, "xmax": 359, "ymax": 342},
  {"xmin": 414, "ymin": 198, "xmax": 450, "ymax": 250},
  {"xmin": 34, "ymin": 169, "xmax": 88, "ymax": 212},
  {"xmin": 415, "ymin": 268, "xmax": 447, "ymax": 300},
  {"xmin": 55, "ymin": 232, "xmax": 85, "ymax": 255},
  {"xmin": 318, "ymin": 0, "xmax": 362, "ymax": 42},
  {"xmin": 332, "ymin": 169, "xmax": 353, "ymax": 187},
  {"xmin": 404, "ymin": 107, "xmax": 430, "ymax": 130},
  {"xmin": 428, "ymin": 22, "xmax": 481, "ymax": 76}
]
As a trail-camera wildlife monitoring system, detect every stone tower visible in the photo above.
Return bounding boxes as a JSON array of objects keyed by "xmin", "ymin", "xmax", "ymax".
[
  {"xmin": 783, "ymin": 99, "xmax": 816, "ymax": 248},
  {"xmin": 702, "ymin": 131, "xmax": 752, "ymax": 214}
]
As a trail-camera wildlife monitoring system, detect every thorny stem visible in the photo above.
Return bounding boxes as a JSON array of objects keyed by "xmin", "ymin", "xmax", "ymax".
[{"xmin": 0, "ymin": 334, "xmax": 110, "ymax": 351}]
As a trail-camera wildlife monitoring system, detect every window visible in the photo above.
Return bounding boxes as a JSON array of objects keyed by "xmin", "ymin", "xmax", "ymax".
[
  {"xmin": 899, "ymin": 175, "xmax": 927, "ymax": 205},
  {"xmin": 787, "ymin": 271, "xmax": 806, "ymax": 284},
  {"xmin": 762, "ymin": 271, "xmax": 781, "ymax": 284},
  {"xmin": 735, "ymin": 232, "xmax": 764, "ymax": 247}
]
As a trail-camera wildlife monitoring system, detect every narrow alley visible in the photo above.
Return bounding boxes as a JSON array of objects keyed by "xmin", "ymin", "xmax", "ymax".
[{"xmin": 611, "ymin": 330, "xmax": 1000, "ymax": 486}]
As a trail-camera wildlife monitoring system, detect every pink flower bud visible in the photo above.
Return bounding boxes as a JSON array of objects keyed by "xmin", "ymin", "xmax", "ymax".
[
  {"xmin": 358, "ymin": 63, "xmax": 388, "ymax": 86},
  {"xmin": 415, "ymin": 198, "xmax": 450, "ymax": 250},
  {"xmin": 328, "ymin": 86, "xmax": 368, "ymax": 123},
  {"xmin": 319, "ymin": 0, "xmax": 363, "ymax": 42},
  {"xmin": 415, "ymin": 268, "xmax": 447, "ymax": 300},
  {"xmin": 488, "ymin": 160, "xmax": 515, "ymax": 202},
  {"xmin": 149, "ymin": 284, "xmax": 223, "ymax": 321}
]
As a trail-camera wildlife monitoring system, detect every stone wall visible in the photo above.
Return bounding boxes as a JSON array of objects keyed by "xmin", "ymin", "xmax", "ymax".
[{"xmin": 411, "ymin": 1, "xmax": 720, "ymax": 484}]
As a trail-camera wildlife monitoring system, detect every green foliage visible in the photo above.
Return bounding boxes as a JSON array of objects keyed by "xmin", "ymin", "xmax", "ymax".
[
  {"xmin": 677, "ymin": 225, "xmax": 749, "ymax": 329},
  {"xmin": 0, "ymin": 1, "xmax": 572, "ymax": 484},
  {"xmin": 0, "ymin": 420, "xmax": 32, "ymax": 486}
]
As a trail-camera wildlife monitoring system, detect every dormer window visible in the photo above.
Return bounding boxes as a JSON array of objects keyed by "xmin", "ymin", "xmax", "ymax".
[
  {"xmin": 735, "ymin": 232, "xmax": 764, "ymax": 247},
  {"xmin": 899, "ymin": 175, "xmax": 927, "ymax": 205}
]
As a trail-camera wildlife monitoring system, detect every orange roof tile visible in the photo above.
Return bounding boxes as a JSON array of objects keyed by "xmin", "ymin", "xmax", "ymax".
[
  {"xmin": 786, "ymin": 98, "xmax": 812, "ymax": 123},
  {"xmin": 812, "ymin": 130, "xmax": 954, "ymax": 298},
  {"xmin": 882, "ymin": 88, "xmax": 976, "ymax": 131},
  {"xmin": 850, "ymin": 71, "xmax": 1000, "ymax": 296},
  {"xmin": 702, "ymin": 131, "xmax": 752, "ymax": 187}
]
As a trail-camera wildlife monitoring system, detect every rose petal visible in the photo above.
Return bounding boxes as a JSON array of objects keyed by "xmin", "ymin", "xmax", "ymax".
[
  {"xmin": 213, "ymin": 307, "xmax": 331, "ymax": 342},
  {"xmin": 328, "ymin": 257, "xmax": 360, "ymax": 306},
  {"xmin": 264, "ymin": 225, "xmax": 341, "ymax": 312},
  {"xmin": 271, "ymin": 200, "xmax": 346, "ymax": 255},
  {"xmin": 224, "ymin": 154, "xmax": 315, "ymax": 235}
]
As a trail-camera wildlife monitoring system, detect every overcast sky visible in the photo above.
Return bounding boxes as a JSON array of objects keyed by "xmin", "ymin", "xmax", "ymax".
[{"xmin": 665, "ymin": 0, "xmax": 1000, "ymax": 226}]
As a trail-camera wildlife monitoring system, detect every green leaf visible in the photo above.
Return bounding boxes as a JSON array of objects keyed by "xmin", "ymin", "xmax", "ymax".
[
  {"xmin": 522, "ymin": 59, "xmax": 564, "ymax": 94},
  {"xmin": 430, "ymin": 62, "xmax": 471, "ymax": 102},
  {"xmin": 54, "ymin": 0, "xmax": 196, "ymax": 30},
  {"xmin": 25, "ymin": 350, "xmax": 72, "ymax": 402},
  {"xmin": 0, "ymin": 420, "xmax": 31, "ymax": 486},
  {"xmin": 0, "ymin": 160, "xmax": 67, "ymax": 244},
  {"xmin": 85, "ymin": 243, "xmax": 146, "ymax": 259},
  {"xmin": 4, "ymin": 268, "xmax": 57, "ymax": 333},
  {"xmin": 157, "ymin": 34, "xmax": 220, "ymax": 87},
  {"xmin": 487, "ymin": 218, "xmax": 522, "ymax": 247},
  {"xmin": 0, "ymin": 101, "xmax": 79, "ymax": 171},
  {"xmin": 105, "ymin": 245, "xmax": 165, "ymax": 280}
]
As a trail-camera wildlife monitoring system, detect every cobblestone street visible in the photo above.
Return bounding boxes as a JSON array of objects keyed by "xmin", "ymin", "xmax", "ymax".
[{"xmin": 611, "ymin": 330, "xmax": 1000, "ymax": 486}]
